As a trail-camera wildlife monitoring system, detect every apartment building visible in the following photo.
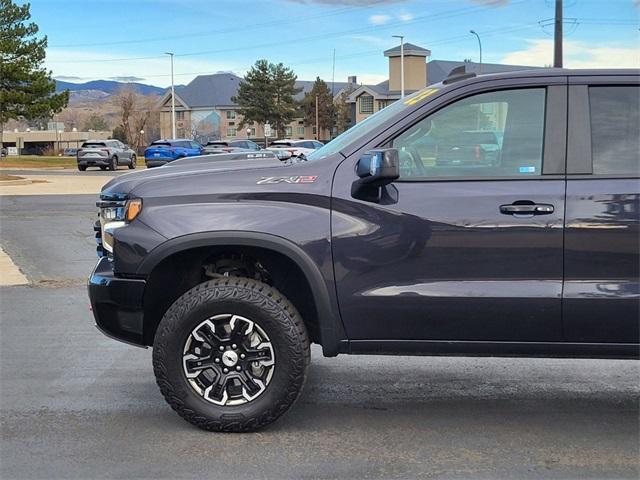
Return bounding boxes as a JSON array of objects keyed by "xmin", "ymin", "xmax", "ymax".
[{"xmin": 158, "ymin": 43, "xmax": 539, "ymax": 141}]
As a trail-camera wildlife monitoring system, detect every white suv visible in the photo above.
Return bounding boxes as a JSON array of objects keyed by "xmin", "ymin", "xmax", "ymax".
[{"xmin": 267, "ymin": 139, "xmax": 324, "ymax": 158}]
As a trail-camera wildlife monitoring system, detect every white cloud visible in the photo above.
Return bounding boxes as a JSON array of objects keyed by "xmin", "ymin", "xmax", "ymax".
[
  {"xmin": 501, "ymin": 39, "xmax": 640, "ymax": 68},
  {"xmin": 45, "ymin": 49, "xmax": 244, "ymax": 87},
  {"xmin": 369, "ymin": 14, "xmax": 391, "ymax": 25},
  {"xmin": 398, "ymin": 12, "xmax": 414, "ymax": 21}
]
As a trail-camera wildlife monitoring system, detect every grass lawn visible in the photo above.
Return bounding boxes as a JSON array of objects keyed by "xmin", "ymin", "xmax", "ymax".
[{"xmin": 0, "ymin": 155, "xmax": 77, "ymax": 169}]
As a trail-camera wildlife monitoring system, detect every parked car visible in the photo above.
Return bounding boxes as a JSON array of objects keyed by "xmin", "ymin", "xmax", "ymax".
[
  {"xmin": 89, "ymin": 68, "xmax": 639, "ymax": 433},
  {"xmin": 77, "ymin": 140, "xmax": 136, "ymax": 171},
  {"xmin": 63, "ymin": 147, "xmax": 78, "ymax": 157},
  {"xmin": 203, "ymin": 139, "xmax": 261, "ymax": 154},
  {"xmin": 266, "ymin": 139, "xmax": 323, "ymax": 158},
  {"xmin": 144, "ymin": 139, "xmax": 204, "ymax": 168},
  {"xmin": 0, "ymin": 147, "xmax": 7, "ymax": 157},
  {"xmin": 433, "ymin": 130, "xmax": 503, "ymax": 166}
]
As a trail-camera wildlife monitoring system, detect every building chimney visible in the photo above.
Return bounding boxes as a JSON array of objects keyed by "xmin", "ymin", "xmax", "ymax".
[
  {"xmin": 348, "ymin": 75, "xmax": 357, "ymax": 84},
  {"xmin": 383, "ymin": 43, "xmax": 431, "ymax": 92}
]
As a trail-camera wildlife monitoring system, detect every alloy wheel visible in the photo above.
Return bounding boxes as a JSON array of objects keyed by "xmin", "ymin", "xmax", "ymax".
[{"xmin": 182, "ymin": 314, "xmax": 275, "ymax": 406}]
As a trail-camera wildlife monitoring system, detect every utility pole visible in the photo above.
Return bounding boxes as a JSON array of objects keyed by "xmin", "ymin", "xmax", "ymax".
[
  {"xmin": 165, "ymin": 52, "xmax": 176, "ymax": 138},
  {"xmin": 470, "ymin": 30, "xmax": 482, "ymax": 74},
  {"xmin": 554, "ymin": 0, "xmax": 563, "ymax": 68},
  {"xmin": 315, "ymin": 94, "xmax": 319, "ymax": 140},
  {"xmin": 392, "ymin": 35, "xmax": 405, "ymax": 98}
]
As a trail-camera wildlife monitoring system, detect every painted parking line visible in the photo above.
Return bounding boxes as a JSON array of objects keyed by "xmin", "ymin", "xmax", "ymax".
[{"xmin": 0, "ymin": 246, "xmax": 28, "ymax": 286}]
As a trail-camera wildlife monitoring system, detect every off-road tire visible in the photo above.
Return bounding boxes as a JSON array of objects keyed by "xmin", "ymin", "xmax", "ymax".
[
  {"xmin": 128, "ymin": 155, "xmax": 136, "ymax": 169},
  {"xmin": 153, "ymin": 277, "xmax": 310, "ymax": 432}
]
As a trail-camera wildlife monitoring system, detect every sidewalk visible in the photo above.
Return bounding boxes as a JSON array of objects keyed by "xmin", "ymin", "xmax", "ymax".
[
  {"xmin": 0, "ymin": 174, "xmax": 115, "ymax": 195},
  {"xmin": 0, "ymin": 246, "xmax": 28, "ymax": 286}
]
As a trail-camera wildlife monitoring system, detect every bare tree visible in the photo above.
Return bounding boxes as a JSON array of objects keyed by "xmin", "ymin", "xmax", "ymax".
[{"xmin": 115, "ymin": 87, "xmax": 159, "ymax": 147}]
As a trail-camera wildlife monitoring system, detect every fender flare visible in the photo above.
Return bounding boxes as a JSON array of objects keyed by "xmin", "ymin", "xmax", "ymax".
[{"xmin": 136, "ymin": 231, "xmax": 343, "ymax": 356}]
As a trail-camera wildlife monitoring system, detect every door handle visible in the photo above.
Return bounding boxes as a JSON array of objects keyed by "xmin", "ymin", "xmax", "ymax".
[{"xmin": 500, "ymin": 202, "xmax": 554, "ymax": 215}]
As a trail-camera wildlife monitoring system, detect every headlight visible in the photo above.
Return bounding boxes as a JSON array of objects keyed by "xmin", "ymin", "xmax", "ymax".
[{"xmin": 97, "ymin": 196, "xmax": 143, "ymax": 254}]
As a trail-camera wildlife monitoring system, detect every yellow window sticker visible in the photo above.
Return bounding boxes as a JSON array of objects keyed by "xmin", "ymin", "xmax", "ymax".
[{"xmin": 404, "ymin": 88, "xmax": 439, "ymax": 106}]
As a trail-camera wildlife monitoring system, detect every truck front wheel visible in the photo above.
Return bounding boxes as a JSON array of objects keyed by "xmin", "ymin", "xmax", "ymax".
[{"xmin": 152, "ymin": 277, "xmax": 310, "ymax": 432}]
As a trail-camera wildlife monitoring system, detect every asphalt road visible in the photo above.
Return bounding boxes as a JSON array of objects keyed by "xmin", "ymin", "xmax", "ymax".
[{"xmin": 1, "ymin": 193, "xmax": 639, "ymax": 480}]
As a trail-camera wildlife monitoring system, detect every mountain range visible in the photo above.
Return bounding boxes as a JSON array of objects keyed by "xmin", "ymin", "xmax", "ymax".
[
  {"xmin": 55, "ymin": 79, "xmax": 167, "ymax": 96},
  {"xmin": 55, "ymin": 79, "xmax": 174, "ymax": 103}
]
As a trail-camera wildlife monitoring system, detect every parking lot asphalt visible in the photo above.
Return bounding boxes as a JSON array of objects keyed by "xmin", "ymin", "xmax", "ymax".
[{"xmin": 1, "ymin": 193, "xmax": 639, "ymax": 480}]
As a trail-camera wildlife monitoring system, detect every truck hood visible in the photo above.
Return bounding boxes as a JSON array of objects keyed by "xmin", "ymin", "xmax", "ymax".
[{"xmin": 101, "ymin": 154, "xmax": 283, "ymax": 196}]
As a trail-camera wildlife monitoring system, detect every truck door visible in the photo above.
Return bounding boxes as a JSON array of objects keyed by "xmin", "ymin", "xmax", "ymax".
[
  {"xmin": 563, "ymin": 77, "xmax": 640, "ymax": 343},
  {"xmin": 331, "ymin": 82, "xmax": 568, "ymax": 343}
]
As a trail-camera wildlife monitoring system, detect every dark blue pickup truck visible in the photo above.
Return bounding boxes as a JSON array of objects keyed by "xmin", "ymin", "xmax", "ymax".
[{"xmin": 89, "ymin": 68, "xmax": 639, "ymax": 432}]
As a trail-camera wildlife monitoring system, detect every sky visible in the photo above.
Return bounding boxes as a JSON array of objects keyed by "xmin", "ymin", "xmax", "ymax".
[{"xmin": 29, "ymin": 0, "xmax": 640, "ymax": 88}]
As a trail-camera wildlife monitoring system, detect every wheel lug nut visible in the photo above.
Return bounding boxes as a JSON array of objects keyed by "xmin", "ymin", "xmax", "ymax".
[
  {"xmin": 236, "ymin": 366, "xmax": 241, "ymax": 371},
  {"xmin": 223, "ymin": 368, "xmax": 228, "ymax": 373},
  {"xmin": 232, "ymin": 344, "xmax": 237, "ymax": 349},
  {"xmin": 219, "ymin": 346, "xmax": 224, "ymax": 351},
  {"xmin": 214, "ymin": 358, "xmax": 220, "ymax": 363},
  {"xmin": 240, "ymin": 354, "xmax": 246, "ymax": 359}
]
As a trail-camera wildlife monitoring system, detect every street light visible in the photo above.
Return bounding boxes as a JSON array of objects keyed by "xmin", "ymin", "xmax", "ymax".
[
  {"xmin": 392, "ymin": 35, "xmax": 405, "ymax": 98},
  {"xmin": 246, "ymin": 128, "xmax": 251, "ymax": 139},
  {"xmin": 165, "ymin": 52, "xmax": 176, "ymax": 139},
  {"xmin": 470, "ymin": 30, "xmax": 482, "ymax": 74}
]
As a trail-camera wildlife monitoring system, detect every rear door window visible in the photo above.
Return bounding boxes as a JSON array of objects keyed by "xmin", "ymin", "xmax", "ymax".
[{"xmin": 589, "ymin": 86, "xmax": 640, "ymax": 176}]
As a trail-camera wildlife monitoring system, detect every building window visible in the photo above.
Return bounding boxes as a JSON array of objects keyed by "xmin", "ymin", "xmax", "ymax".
[
  {"xmin": 177, "ymin": 128, "xmax": 185, "ymax": 138},
  {"xmin": 228, "ymin": 121, "xmax": 235, "ymax": 126},
  {"xmin": 297, "ymin": 126, "xmax": 305, "ymax": 136},
  {"xmin": 227, "ymin": 127, "xmax": 237, "ymax": 137},
  {"xmin": 285, "ymin": 126, "xmax": 292, "ymax": 137},
  {"xmin": 176, "ymin": 111, "xmax": 185, "ymax": 121},
  {"xmin": 226, "ymin": 110, "xmax": 236, "ymax": 119},
  {"xmin": 360, "ymin": 95, "xmax": 374, "ymax": 114},
  {"xmin": 312, "ymin": 126, "xmax": 317, "ymax": 135},
  {"xmin": 249, "ymin": 127, "xmax": 256, "ymax": 137}
]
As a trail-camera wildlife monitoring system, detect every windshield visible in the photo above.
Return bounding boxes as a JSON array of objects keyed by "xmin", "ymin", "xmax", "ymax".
[
  {"xmin": 306, "ymin": 86, "xmax": 440, "ymax": 161},
  {"xmin": 81, "ymin": 142, "xmax": 106, "ymax": 148}
]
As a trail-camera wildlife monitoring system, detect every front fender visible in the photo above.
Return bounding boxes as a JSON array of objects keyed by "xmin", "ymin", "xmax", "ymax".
[{"xmin": 137, "ymin": 231, "xmax": 344, "ymax": 356}]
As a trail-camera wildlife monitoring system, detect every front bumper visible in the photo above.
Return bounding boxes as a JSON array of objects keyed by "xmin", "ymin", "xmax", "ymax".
[{"xmin": 88, "ymin": 256, "xmax": 147, "ymax": 347}]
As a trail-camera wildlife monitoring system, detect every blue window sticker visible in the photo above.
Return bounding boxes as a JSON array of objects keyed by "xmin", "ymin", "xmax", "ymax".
[{"xmin": 519, "ymin": 166, "xmax": 536, "ymax": 173}]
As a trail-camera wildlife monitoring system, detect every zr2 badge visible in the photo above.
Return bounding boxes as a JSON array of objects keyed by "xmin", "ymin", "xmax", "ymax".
[{"xmin": 257, "ymin": 175, "xmax": 318, "ymax": 185}]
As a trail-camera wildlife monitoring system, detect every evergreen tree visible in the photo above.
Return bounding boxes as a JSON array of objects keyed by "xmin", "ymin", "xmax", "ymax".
[
  {"xmin": 301, "ymin": 77, "xmax": 335, "ymax": 139},
  {"xmin": 232, "ymin": 60, "xmax": 301, "ymax": 138},
  {"xmin": 334, "ymin": 85, "xmax": 356, "ymax": 135},
  {"xmin": 0, "ymin": 0, "xmax": 69, "ymax": 148}
]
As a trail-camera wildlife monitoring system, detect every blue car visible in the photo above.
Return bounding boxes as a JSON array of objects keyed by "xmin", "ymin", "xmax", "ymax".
[{"xmin": 144, "ymin": 139, "xmax": 204, "ymax": 168}]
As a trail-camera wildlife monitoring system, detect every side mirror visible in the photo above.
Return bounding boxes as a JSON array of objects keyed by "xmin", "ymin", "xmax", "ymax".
[
  {"xmin": 274, "ymin": 150, "xmax": 292, "ymax": 161},
  {"xmin": 355, "ymin": 148, "xmax": 400, "ymax": 186}
]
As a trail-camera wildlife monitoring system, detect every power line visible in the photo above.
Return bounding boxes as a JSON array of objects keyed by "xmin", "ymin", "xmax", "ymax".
[
  {"xmin": 47, "ymin": 2, "xmax": 520, "ymax": 64},
  {"xmin": 48, "ymin": 6, "xmax": 360, "ymax": 49},
  {"xmin": 105, "ymin": 23, "xmax": 542, "ymax": 81}
]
